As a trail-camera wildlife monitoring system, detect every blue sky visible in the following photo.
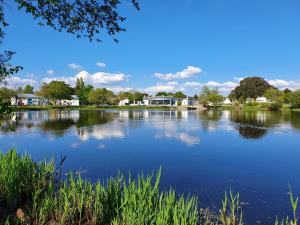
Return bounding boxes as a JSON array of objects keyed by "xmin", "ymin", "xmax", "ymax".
[{"xmin": 2, "ymin": 0, "xmax": 300, "ymax": 95}]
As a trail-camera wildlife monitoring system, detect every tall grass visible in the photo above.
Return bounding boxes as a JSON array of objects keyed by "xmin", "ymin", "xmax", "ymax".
[{"xmin": 0, "ymin": 149, "xmax": 298, "ymax": 225}]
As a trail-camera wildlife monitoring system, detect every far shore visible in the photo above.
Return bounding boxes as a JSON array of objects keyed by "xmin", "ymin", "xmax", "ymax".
[{"xmin": 10, "ymin": 104, "xmax": 300, "ymax": 112}]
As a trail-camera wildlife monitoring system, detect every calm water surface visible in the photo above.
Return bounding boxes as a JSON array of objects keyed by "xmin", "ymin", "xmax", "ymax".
[{"xmin": 1, "ymin": 109, "xmax": 300, "ymax": 224}]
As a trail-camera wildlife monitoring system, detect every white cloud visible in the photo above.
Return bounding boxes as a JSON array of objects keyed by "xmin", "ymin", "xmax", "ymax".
[
  {"xmin": 267, "ymin": 79, "xmax": 300, "ymax": 90},
  {"xmin": 1, "ymin": 76, "xmax": 37, "ymax": 88},
  {"xmin": 42, "ymin": 70, "xmax": 127, "ymax": 86},
  {"xmin": 107, "ymin": 86, "xmax": 133, "ymax": 93},
  {"xmin": 46, "ymin": 69, "xmax": 54, "ymax": 75},
  {"xmin": 154, "ymin": 66, "xmax": 202, "ymax": 80},
  {"xmin": 183, "ymin": 81, "xmax": 239, "ymax": 93},
  {"xmin": 68, "ymin": 63, "xmax": 83, "ymax": 70},
  {"xmin": 143, "ymin": 81, "xmax": 185, "ymax": 94},
  {"xmin": 96, "ymin": 62, "xmax": 106, "ymax": 68}
]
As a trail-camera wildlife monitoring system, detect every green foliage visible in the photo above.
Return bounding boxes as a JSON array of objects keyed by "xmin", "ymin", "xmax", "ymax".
[
  {"xmin": 1, "ymin": 150, "xmax": 299, "ymax": 225},
  {"xmin": 23, "ymin": 85, "xmax": 34, "ymax": 94},
  {"xmin": 75, "ymin": 78, "xmax": 94, "ymax": 105},
  {"xmin": 173, "ymin": 91, "xmax": 186, "ymax": 98},
  {"xmin": 15, "ymin": 0, "xmax": 140, "ymax": 43},
  {"xmin": 156, "ymin": 92, "xmax": 170, "ymax": 97},
  {"xmin": 37, "ymin": 81, "xmax": 73, "ymax": 102},
  {"xmin": 199, "ymin": 86, "xmax": 224, "ymax": 106},
  {"xmin": 0, "ymin": 0, "xmax": 139, "ymax": 86},
  {"xmin": 0, "ymin": 87, "xmax": 16, "ymax": 102},
  {"xmin": 88, "ymin": 88, "xmax": 114, "ymax": 105},
  {"xmin": 275, "ymin": 187, "xmax": 298, "ymax": 225},
  {"xmin": 288, "ymin": 90, "xmax": 300, "ymax": 109},
  {"xmin": 230, "ymin": 77, "xmax": 274, "ymax": 100}
]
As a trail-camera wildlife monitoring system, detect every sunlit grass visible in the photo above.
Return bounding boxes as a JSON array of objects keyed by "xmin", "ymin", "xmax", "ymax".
[{"xmin": 0, "ymin": 150, "xmax": 298, "ymax": 225}]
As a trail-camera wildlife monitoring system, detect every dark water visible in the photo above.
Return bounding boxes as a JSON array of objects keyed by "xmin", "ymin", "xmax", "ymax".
[{"xmin": 1, "ymin": 109, "xmax": 300, "ymax": 224}]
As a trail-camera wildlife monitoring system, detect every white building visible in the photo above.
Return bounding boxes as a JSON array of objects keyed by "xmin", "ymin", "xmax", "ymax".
[
  {"xmin": 223, "ymin": 98, "xmax": 232, "ymax": 105},
  {"xmin": 11, "ymin": 94, "xmax": 43, "ymax": 106},
  {"xmin": 181, "ymin": 97, "xmax": 197, "ymax": 106},
  {"xmin": 58, "ymin": 95, "xmax": 80, "ymax": 106},
  {"xmin": 143, "ymin": 96, "xmax": 178, "ymax": 106},
  {"xmin": 119, "ymin": 98, "xmax": 130, "ymax": 106},
  {"xmin": 255, "ymin": 97, "xmax": 269, "ymax": 103},
  {"xmin": 11, "ymin": 94, "xmax": 80, "ymax": 106}
]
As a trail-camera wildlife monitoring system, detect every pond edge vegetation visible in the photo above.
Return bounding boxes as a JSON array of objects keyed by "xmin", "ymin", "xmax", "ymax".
[{"xmin": 0, "ymin": 150, "xmax": 299, "ymax": 225}]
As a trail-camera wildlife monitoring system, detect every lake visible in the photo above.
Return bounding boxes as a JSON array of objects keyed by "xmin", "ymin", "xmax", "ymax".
[{"xmin": 1, "ymin": 109, "xmax": 300, "ymax": 224}]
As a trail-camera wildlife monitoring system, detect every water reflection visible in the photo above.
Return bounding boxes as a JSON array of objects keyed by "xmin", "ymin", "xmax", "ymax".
[{"xmin": 1, "ymin": 109, "xmax": 299, "ymax": 144}]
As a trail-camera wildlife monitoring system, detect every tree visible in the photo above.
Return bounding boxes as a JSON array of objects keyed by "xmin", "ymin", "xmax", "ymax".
[
  {"xmin": 173, "ymin": 91, "xmax": 186, "ymax": 99},
  {"xmin": 264, "ymin": 88, "xmax": 283, "ymax": 102},
  {"xmin": 288, "ymin": 90, "xmax": 300, "ymax": 109},
  {"xmin": 156, "ymin": 92, "xmax": 169, "ymax": 97},
  {"xmin": 88, "ymin": 88, "xmax": 114, "ymax": 105},
  {"xmin": 199, "ymin": 86, "xmax": 224, "ymax": 106},
  {"xmin": 75, "ymin": 78, "xmax": 93, "ymax": 105},
  {"xmin": 0, "ymin": 87, "xmax": 15, "ymax": 102},
  {"xmin": 23, "ymin": 85, "xmax": 34, "ymax": 94},
  {"xmin": 230, "ymin": 77, "xmax": 274, "ymax": 100},
  {"xmin": 37, "ymin": 81, "xmax": 72, "ymax": 103},
  {"xmin": 264, "ymin": 88, "xmax": 284, "ymax": 110}
]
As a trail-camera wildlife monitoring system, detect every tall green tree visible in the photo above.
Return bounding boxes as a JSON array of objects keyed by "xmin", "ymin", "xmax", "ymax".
[
  {"xmin": 75, "ymin": 78, "xmax": 93, "ymax": 105},
  {"xmin": 37, "ymin": 81, "xmax": 72, "ymax": 103},
  {"xmin": 230, "ymin": 77, "xmax": 274, "ymax": 100},
  {"xmin": 199, "ymin": 86, "xmax": 224, "ymax": 106},
  {"xmin": 23, "ymin": 85, "xmax": 34, "ymax": 94},
  {"xmin": 88, "ymin": 88, "xmax": 114, "ymax": 105}
]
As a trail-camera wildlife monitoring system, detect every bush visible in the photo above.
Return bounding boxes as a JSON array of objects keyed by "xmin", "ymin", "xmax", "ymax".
[
  {"xmin": 268, "ymin": 102, "xmax": 283, "ymax": 111},
  {"xmin": 289, "ymin": 91, "xmax": 300, "ymax": 109}
]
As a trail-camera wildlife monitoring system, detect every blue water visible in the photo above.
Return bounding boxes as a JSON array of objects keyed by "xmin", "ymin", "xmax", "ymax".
[{"xmin": 0, "ymin": 109, "xmax": 300, "ymax": 224}]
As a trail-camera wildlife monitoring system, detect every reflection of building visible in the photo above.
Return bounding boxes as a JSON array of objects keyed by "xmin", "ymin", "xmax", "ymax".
[
  {"xmin": 11, "ymin": 94, "xmax": 43, "ymax": 106},
  {"xmin": 143, "ymin": 96, "xmax": 178, "ymax": 106}
]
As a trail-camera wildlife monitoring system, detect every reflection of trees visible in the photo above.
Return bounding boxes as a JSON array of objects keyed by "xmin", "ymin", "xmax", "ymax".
[
  {"xmin": 198, "ymin": 110, "xmax": 222, "ymax": 131},
  {"xmin": 40, "ymin": 119, "xmax": 75, "ymax": 137},
  {"xmin": 229, "ymin": 111, "xmax": 281, "ymax": 139},
  {"xmin": 290, "ymin": 112, "xmax": 300, "ymax": 130},
  {"xmin": 76, "ymin": 111, "xmax": 114, "ymax": 128},
  {"xmin": 238, "ymin": 125, "xmax": 267, "ymax": 139}
]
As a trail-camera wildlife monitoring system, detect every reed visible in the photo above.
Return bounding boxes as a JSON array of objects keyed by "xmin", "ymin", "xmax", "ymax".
[{"xmin": 0, "ymin": 149, "xmax": 298, "ymax": 225}]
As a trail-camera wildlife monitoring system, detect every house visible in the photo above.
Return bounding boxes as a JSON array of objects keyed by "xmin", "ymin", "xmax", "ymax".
[
  {"xmin": 143, "ymin": 96, "xmax": 178, "ymax": 106},
  {"xmin": 223, "ymin": 98, "xmax": 232, "ymax": 105},
  {"xmin": 119, "ymin": 98, "xmax": 130, "ymax": 106},
  {"xmin": 58, "ymin": 95, "xmax": 80, "ymax": 106},
  {"xmin": 255, "ymin": 97, "xmax": 269, "ymax": 103},
  {"xmin": 181, "ymin": 97, "xmax": 197, "ymax": 106},
  {"xmin": 11, "ymin": 94, "xmax": 43, "ymax": 106}
]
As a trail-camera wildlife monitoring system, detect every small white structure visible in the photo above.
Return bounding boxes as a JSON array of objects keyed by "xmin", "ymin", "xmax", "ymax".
[
  {"xmin": 119, "ymin": 98, "xmax": 130, "ymax": 106},
  {"xmin": 223, "ymin": 98, "xmax": 232, "ymax": 105},
  {"xmin": 143, "ymin": 96, "xmax": 178, "ymax": 106},
  {"xmin": 11, "ymin": 94, "xmax": 42, "ymax": 106},
  {"xmin": 181, "ymin": 97, "xmax": 197, "ymax": 106},
  {"xmin": 255, "ymin": 97, "xmax": 269, "ymax": 103},
  {"xmin": 59, "ymin": 95, "xmax": 80, "ymax": 106}
]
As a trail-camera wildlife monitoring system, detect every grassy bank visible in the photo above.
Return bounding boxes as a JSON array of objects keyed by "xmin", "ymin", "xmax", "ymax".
[
  {"xmin": 12, "ymin": 105, "xmax": 178, "ymax": 111},
  {"xmin": 0, "ymin": 150, "xmax": 298, "ymax": 225}
]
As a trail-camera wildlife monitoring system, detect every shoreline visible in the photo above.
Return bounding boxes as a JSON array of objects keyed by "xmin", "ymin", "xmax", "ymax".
[{"xmin": 10, "ymin": 105, "xmax": 300, "ymax": 112}]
